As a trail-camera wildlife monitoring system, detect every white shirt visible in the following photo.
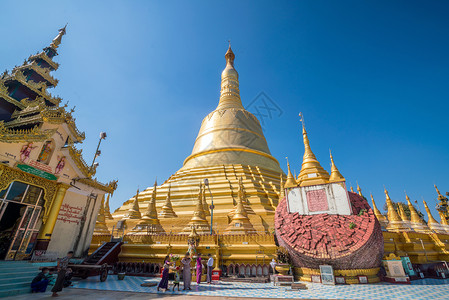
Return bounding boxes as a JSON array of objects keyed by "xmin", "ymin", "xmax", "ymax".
[{"xmin": 207, "ymin": 257, "xmax": 214, "ymax": 267}]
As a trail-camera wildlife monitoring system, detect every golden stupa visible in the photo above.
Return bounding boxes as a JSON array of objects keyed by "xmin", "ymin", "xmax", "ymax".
[{"xmin": 108, "ymin": 45, "xmax": 283, "ymax": 237}]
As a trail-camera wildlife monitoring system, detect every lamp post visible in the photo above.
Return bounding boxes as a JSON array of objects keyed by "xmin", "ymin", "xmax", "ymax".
[
  {"xmin": 204, "ymin": 178, "xmax": 214, "ymax": 235},
  {"xmin": 91, "ymin": 132, "xmax": 107, "ymax": 169}
]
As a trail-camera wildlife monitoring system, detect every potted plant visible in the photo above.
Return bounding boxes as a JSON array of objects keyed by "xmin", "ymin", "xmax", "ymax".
[{"xmin": 275, "ymin": 247, "xmax": 291, "ymax": 275}]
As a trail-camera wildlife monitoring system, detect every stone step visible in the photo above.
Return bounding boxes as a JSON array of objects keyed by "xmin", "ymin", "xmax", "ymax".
[
  {"xmin": 0, "ymin": 287, "xmax": 31, "ymax": 298},
  {"xmin": 0, "ymin": 276, "xmax": 34, "ymax": 285},
  {"xmin": 0, "ymin": 265, "xmax": 37, "ymax": 272},
  {"xmin": 0, "ymin": 280, "xmax": 30, "ymax": 290},
  {"xmin": 0, "ymin": 270, "xmax": 37, "ymax": 280}
]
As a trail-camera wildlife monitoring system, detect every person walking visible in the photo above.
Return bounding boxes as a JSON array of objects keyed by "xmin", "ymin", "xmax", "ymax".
[
  {"xmin": 196, "ymin": 253, "xmax": 202, "ymax": 285},
  {"xmin": 206, "ymin": 254, "xmax": 214, "ymax": 284},
  {"xmin": 51, "ymin": 251, "xmax": 73, "ymax": 297},
  {"xmin": 157, "ymin": 255, "xmax": 171, "ymax": 292},
  {"xmin": 181, "ymin": 253, "xmax": 192, "ymax": 290}
]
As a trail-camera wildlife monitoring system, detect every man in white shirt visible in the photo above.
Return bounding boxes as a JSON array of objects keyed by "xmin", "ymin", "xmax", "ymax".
[{"xmin": 206, "ymin": 254, "xmax": 214, "ymax": 284}]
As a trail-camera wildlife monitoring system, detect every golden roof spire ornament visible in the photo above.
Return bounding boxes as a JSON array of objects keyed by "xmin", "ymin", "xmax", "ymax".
[
  {"xmin": 297, "ymin": 113, "xmax": 330, "ymax": 187},
  {"xmin": 93, "ymin": 195, "xmax": 111, "ymax": 235},
  {"xmin": 423, "ymin": 199, "xmax": 447, "ymax": 234},
  {"xmin": 217, "ymin": 43, "xmax": 243, "ymax": 110},
  {"xmin": 356, "ymin": 182, "xmax": 363, "ymax": 197},
  {"xmin": 224, "ymin": 177, "xmax": 256, "ymax": 234},
  {"xmin": 135, "ymin": 179, "xmax": 165, "ymax": 234},
  {"xmin": 406, "ymin": 193, "xmax": 429, "ymax": 233},
  {"xmin": 159, "ymin": 183, "xmax": 177, "ymax": 218},
  {"xmin": 183, "ymin": 183, "xmax": 210, "ymax": 234},
  {"xmin": 434, "ymin": 185, "xmax": 449, "ymax": 226},
  {"xmin": 329, "ymin": 150, "xmax": 345, "ymax": 183},
  {"xmin": 50, "ymin": 24, "xmax": 67, "ymax": 50},
  {"xmin": 371, "ymin": 194, "xmax": 388, "ymax": 230},
  {"xmin": 350, "ymin": 186, "xmax": 354, "ymax": 193},
  {"xmin": 384, "ymin": 187, "xmax": 409, "ymax": 232},
  {"xmin": 104, "ymin": 193, "xmax": 113, "ymax": 220},
  {"xmin": 284, "ymin": 157, "xmax": 297, "ymax": 188},
  {"xmin": 125, "ymin": 188, "xmax": 142, "ymax": 219}
]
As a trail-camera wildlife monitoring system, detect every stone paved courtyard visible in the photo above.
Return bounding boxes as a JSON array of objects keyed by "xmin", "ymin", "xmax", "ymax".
[{"xmin": 5, "ymin": 275, "xmax": 448, "ymax": 300}]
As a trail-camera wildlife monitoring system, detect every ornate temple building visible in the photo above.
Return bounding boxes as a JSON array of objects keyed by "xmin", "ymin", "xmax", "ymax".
[
  {"xmin": 0, "ymin": 27, "xmax": 117, "ymax": 260},
  {"xmin": 91, "ymin": 45, "xmax": 449, "ymax": 282}
]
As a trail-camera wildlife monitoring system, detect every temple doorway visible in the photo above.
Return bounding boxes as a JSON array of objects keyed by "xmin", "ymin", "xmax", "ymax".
[{"xmin": 0, "ymin": 181, "xmax": 44, "ymax": 260}]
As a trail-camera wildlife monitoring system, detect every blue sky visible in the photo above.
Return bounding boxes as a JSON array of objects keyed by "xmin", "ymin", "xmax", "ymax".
[{"xmin": 1, "ymin": 1, "xmax": 448, "ymax": 217}]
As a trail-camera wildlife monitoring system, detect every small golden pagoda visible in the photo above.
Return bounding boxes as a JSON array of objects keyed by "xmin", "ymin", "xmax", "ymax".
[
  {"xmin": 371, "ymin": 194, "xmax": 388, "ymax": 230},
  {"xmin": 329, "ymin": 150, "xmax": 345, "ymax": 183},
  {"xmin": 297, "ymin": 116, "xmax": 330, "ymax": 187},
  {"xmin": 224, "ymin": 178, "xmax": 256, "ymax": 234},
  {"xmin": 384, "ymin": 188, "xmax": 409, "ymax": 232},
  {"xmin": 124, "ymin": 189, "xmax": 141, "ymax": 219},
  {"xmin": 93, "ymin": 195, "xmax": 111, "ymax": 235},
  {"xmin": 423, "ymin": 199, "xmax": 447, "ymax": 234},
  {"xmin": 284, "ymin": 158, "xmax": 297, "ymax": 188},
  {"xmin": 279, "ymin": 173, "xmax": 285, "ymax": 200},
  {"xmin": 182, "ymin": 183, "xmax": 211, "ymax": 234},
  {"xmin": 405, "ymin": 193, "xmax": 429, "ymax": 233},
  {"xmin": 397, "ymin": 202, "xmax": 412, "ymax": 231},
  {"xmin": 201, "ymin": 183, "xmax": 211, "ymax": 216},
  {"xmin": 104, "ymin": 194, "xmax": 114, "ymax": 220},
  {"xmin": 159, "ymin": 184, "xmax": 177, "ymax": 218},
  {"xmin": 133, "ymin": 180, "xmax": 165, "ymax": 234}
]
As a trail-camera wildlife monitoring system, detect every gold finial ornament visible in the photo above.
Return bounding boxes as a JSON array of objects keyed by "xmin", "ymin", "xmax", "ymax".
[
  {"xmin": 406, "ymin": 193, "xmax": 429, "ymax": 233},
  {"xmin": 93, "ymin": 195, "xmax": 111, "ymax": 235},
  {"xmin": 159, "ymin": 184, "xmax": 178, "ymax": 218},
  {"xmin": 297, "ymin": 113, "xmax": 330, "ymax": 187},
  {"xmin": 183, "ymin": 183, "xmax": 210, "ymax": 234},
  {"xmin": 350, "ymin": 186, "xmax": 354, "ymax": 193},
  {"xmin": 124, "ymin": 188, "xmax": 142, "ymax": 219},
  {"xmin": 384, "ymin": 188, "xmax": 409, "ymax": 232},
  {"xmin": 104, "ymin": 193, "xmax": 113, "ymax": 220},
  {"xmin": 217, "ymin": 44, "xmax": 242, "ymax": 110},
  {"xmin": 284, "ymin": 157, "xmax": 297, "ymax": 188},
  {"xmin": 224, "ymin": 177, "xmax": 256, "ymax": 234},
  {"xmin": 371, "ymin": 194, "xmax": 388, "ymax": 230},
  {"xmin": 50, "ymin": 24, "xmax": 67, "ymax": 50},
  {"xmin": 329, "ymin": 150, "xmax": 345, "ymax": 183}
]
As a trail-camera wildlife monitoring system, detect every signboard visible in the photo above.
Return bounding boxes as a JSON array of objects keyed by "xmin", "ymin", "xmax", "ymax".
[
  {"xmin": 319, "ymin": 265, "xmax": 335, "ymax": 285},
  {"xmin": 17, "ymin": 164, "xmax": 57, "ymax": 181},
  {"xmin": 307, "ymin": 190, "xmax": 328, "ymax": 212},
  {"xmin": 400, "ymin": 256, "xmax": 415, "ymax": 276}
]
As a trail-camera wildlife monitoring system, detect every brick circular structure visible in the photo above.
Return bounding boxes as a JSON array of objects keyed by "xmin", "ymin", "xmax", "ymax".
[{"xmin": 275, "ymin": 192, "xmax": 384, "ymax": 270}]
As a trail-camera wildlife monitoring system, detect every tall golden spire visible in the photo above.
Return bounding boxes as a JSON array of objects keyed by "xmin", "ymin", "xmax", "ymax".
[
  {"xmin": 159, "ymin": 184, "xmax": 177, "ymax": 218},
  {"xmin": 297, "ymin": 113, "xmax": 330, "ymax": 187},
  {"xmin": 104, "ymin": 193, "xmax": 113, "ymax": 220},
  {"xmin": 124, "ymin": 188, "xmax": 141, "ymax": 219},
  {"xmin": 284, "ymin": 157, "xmax": 297, "ymax": 188},
  {"xmin": 224, "ymin": 177, "xmax": 256, "ymax": 234},
  {"xmin": 202, "ymin": 182, "xmax": 211, "ymax": 216},
  {"xmin": 135, "ymin": 180, "xmax": 165, "ymax": 234},
  {"xmin": 397, "ymin": 202, "xmax": 412, "ymax": 230},
  {"xmin": 350, "ymin": 186, "xmax": 354, "ymax": 193},
  {"xmin": 371, "ymin": 194, "xmax": 388, "ymax": 229},
  {"xmin": 329, "ymin": 150, "xmax": 345, "ymax": 183},
  {"xmin": 423, "ymin": 199, "xmax": 447, "ymax": 234},
  {"xmin": 93, "ymin": 195, "xmax": 111, "ymax": 235},
  {"xmin": 183, "ymin": 183, "xmax": 210, "ymax": 234},
  {"xmin": 384, "ymin": 188, "xmax": 408, "ymax": 232},
  {"xmin": 406, "ymin": 193, "xmax": 429, "ymax": 233},
  {"xmin": 279, "ymin": 173, "xmax": 285, "ymax": 200},
  {"xmin": 50, "ymin": 24, "xmax": 67, "ymax": 50},
  {"xmin": 217, "ymin": 44, "xmax": 243, "ymax": 110}
]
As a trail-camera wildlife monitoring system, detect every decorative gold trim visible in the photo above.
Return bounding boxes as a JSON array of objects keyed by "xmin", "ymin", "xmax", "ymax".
[
  {"xmin": 66, "ymin": 144, "xmax": 96, "ymax": 177},
  {"xmin": 28, "ymin": 52, "xmax": 59, "ymax": 71},
  {"xmin": 77, "ymin": 178, "xmax": 118, "ymax": 194},
  {"xmin": 0, "ymin": 164, "xmax": 58, "ymax": 224},
  {"xmin": 183, "ymin": 147, "xmax": 280, "ymax": 166},
  {"xmin": 15, "ymin": 63, "xmax": 58, "ymax": 87},
  {"xmin": 0, "ymin": 121, "xmax": 56, "ymax": 143},
  {"xmin": 0, "ymin": 82, "xmax": 26, "ymax": 109},
  {"xmin": 10, "ymin": 71, "xmax": 61, "ymax": 105}
]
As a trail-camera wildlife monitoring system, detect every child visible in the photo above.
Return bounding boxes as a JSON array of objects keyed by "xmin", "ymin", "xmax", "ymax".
[
  {"xmin": 31, "ymin": 267, "xmax": 50, "ymax": 293},
  {"xmin": 173, "ymin": 266, "xmax": 180, "ymax": 291}
]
